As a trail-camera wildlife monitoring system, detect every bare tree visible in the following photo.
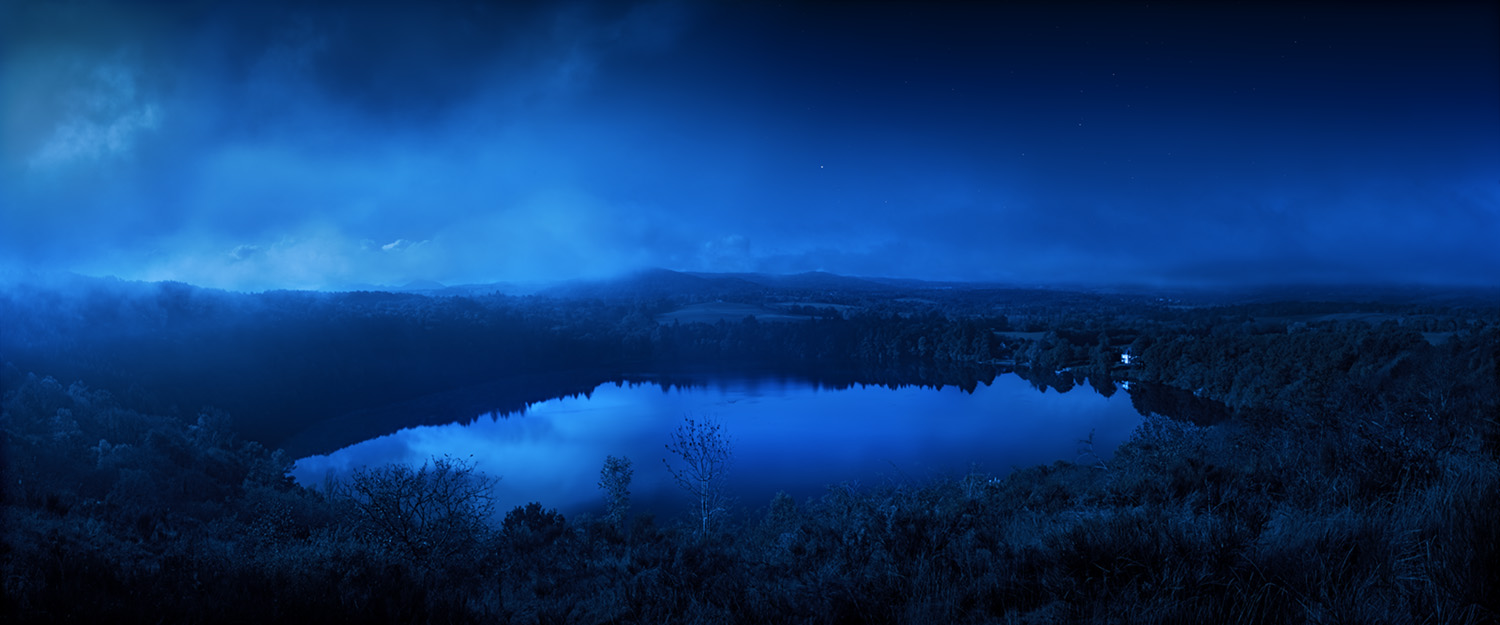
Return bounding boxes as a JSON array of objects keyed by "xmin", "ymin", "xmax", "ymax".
[
  {"xmin": 663, "ymin": 416, "xmax": 732, "ymax": 534},
  {"xmin": 348, "ymin": 455, "xmax": 497, "ymax": 561}
]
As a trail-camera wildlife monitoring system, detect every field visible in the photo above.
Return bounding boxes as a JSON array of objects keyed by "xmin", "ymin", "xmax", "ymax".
[
  {"xmin": 655, "ymin": 302, "xmax": 813, "ymax": 324},
  {"xmin": 995, "ymin": 330, "xmax": 1048, "ymax": 341},
  {"xmin": 1252, "ymin": 312, "xmax": 1402, "ymax": 325},
  {"xmin": 767, "ymin": 301, "xmax": 861, "ymax": 313}
]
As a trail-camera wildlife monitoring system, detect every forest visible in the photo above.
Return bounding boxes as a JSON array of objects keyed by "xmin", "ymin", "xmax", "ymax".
[{"xmin": 3, "ymin": 270, "xmax": 1498, "ymax": 623}]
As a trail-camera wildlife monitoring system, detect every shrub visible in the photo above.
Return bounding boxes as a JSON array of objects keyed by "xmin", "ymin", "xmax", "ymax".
[{"xmin": 346, "ymin": 456, "xmax": 496, "ymax": 563}]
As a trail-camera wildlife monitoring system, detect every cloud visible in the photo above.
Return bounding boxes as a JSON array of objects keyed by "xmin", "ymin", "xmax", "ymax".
[
  {"xmin": 220, "ymin": 0, "xmax": 697, "ymax": 121},
  {"xmin": 25, "ymin": 57, "xmax": 161, "ymax": 170},
  {"xmin": 128, "ymin": 189, "xmax": 693, "ymax": 290},
  {"xmin": 696, "ymin": 235, "xmax": 753, "ymax": 272},
  {"xmin": 380, "ymin": 239, "xmax": 423, "ymax": 253},
  {"xmin": 229, "ymin": 244, "xmax": 262, "ymax": 261},
  {"xmin": 1, "ymin": 1, "xmax": 1495, "ymax": 288},
  {"xmin": 136, "ymin": 226, "xmax": 366, "ymax": 291}
]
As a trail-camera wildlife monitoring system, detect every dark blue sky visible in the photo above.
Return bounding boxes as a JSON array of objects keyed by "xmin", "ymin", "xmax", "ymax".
[{"xmin": 3, "ymin": 0, "xmax": 1496, "ymax": 290}]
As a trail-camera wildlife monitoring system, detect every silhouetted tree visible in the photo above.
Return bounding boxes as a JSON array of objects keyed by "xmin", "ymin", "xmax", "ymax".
[
  {"xmin": 663, "ymin": 416, "xmax": 733, "ymax": 534},
  {"xmin": 599, "ymin": 455, "xmax": 633, "ymax": 530}
]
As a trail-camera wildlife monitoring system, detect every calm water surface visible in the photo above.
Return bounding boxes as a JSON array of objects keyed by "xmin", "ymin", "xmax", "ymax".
[{"xmin": 292, "ymin": 373, "xmax": 1144, "ymax": 518}]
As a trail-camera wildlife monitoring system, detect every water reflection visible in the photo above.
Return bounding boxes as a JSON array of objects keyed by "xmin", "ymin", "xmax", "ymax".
[{"xmin": 293, "ymin": 373, "xmax": 1144, "ymax": 518}]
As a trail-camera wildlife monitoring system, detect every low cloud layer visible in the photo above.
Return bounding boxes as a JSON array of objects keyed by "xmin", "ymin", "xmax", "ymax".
[{"xmin": 3, "ymin": 1, "xmax": 1497, "ymax": 290}]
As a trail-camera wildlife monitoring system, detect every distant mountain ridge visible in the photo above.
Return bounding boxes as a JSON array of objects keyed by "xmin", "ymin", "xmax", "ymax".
[
  {"xmin": 539, "ymin": 269, "xmax": 767, "ymax": 300},
  {"xmin": 532, "ymin": 268, "xmax": 973, "ymax": 300},
  {"xmin": 6, "ymin": 267, "xmax": 1498, "ymax": 307},
  {"xmin": 689, "ymin": 271, "xmax": 891, "ymax": 292}
]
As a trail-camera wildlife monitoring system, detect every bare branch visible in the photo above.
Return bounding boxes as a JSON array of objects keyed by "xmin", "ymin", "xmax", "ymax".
[{"xmin": 663, "ymin": 416, "xmax": 733, "ymax": 534}]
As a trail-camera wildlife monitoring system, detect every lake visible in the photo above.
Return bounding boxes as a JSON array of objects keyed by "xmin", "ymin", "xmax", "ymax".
[{"xmin": 291, "ymin": 372, "xmax": 1145, "ymax": 519}]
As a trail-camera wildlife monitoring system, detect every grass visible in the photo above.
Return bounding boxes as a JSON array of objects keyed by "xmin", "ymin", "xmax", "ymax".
[{"xmin": 655, "ymin": 302, "xmax": 814, "ymax": 324}]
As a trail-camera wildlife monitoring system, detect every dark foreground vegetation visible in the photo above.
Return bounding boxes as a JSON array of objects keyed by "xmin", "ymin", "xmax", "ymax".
[{"xmin": 3, "ymin": 271, "xmax": 1499, "ymax": 623}]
